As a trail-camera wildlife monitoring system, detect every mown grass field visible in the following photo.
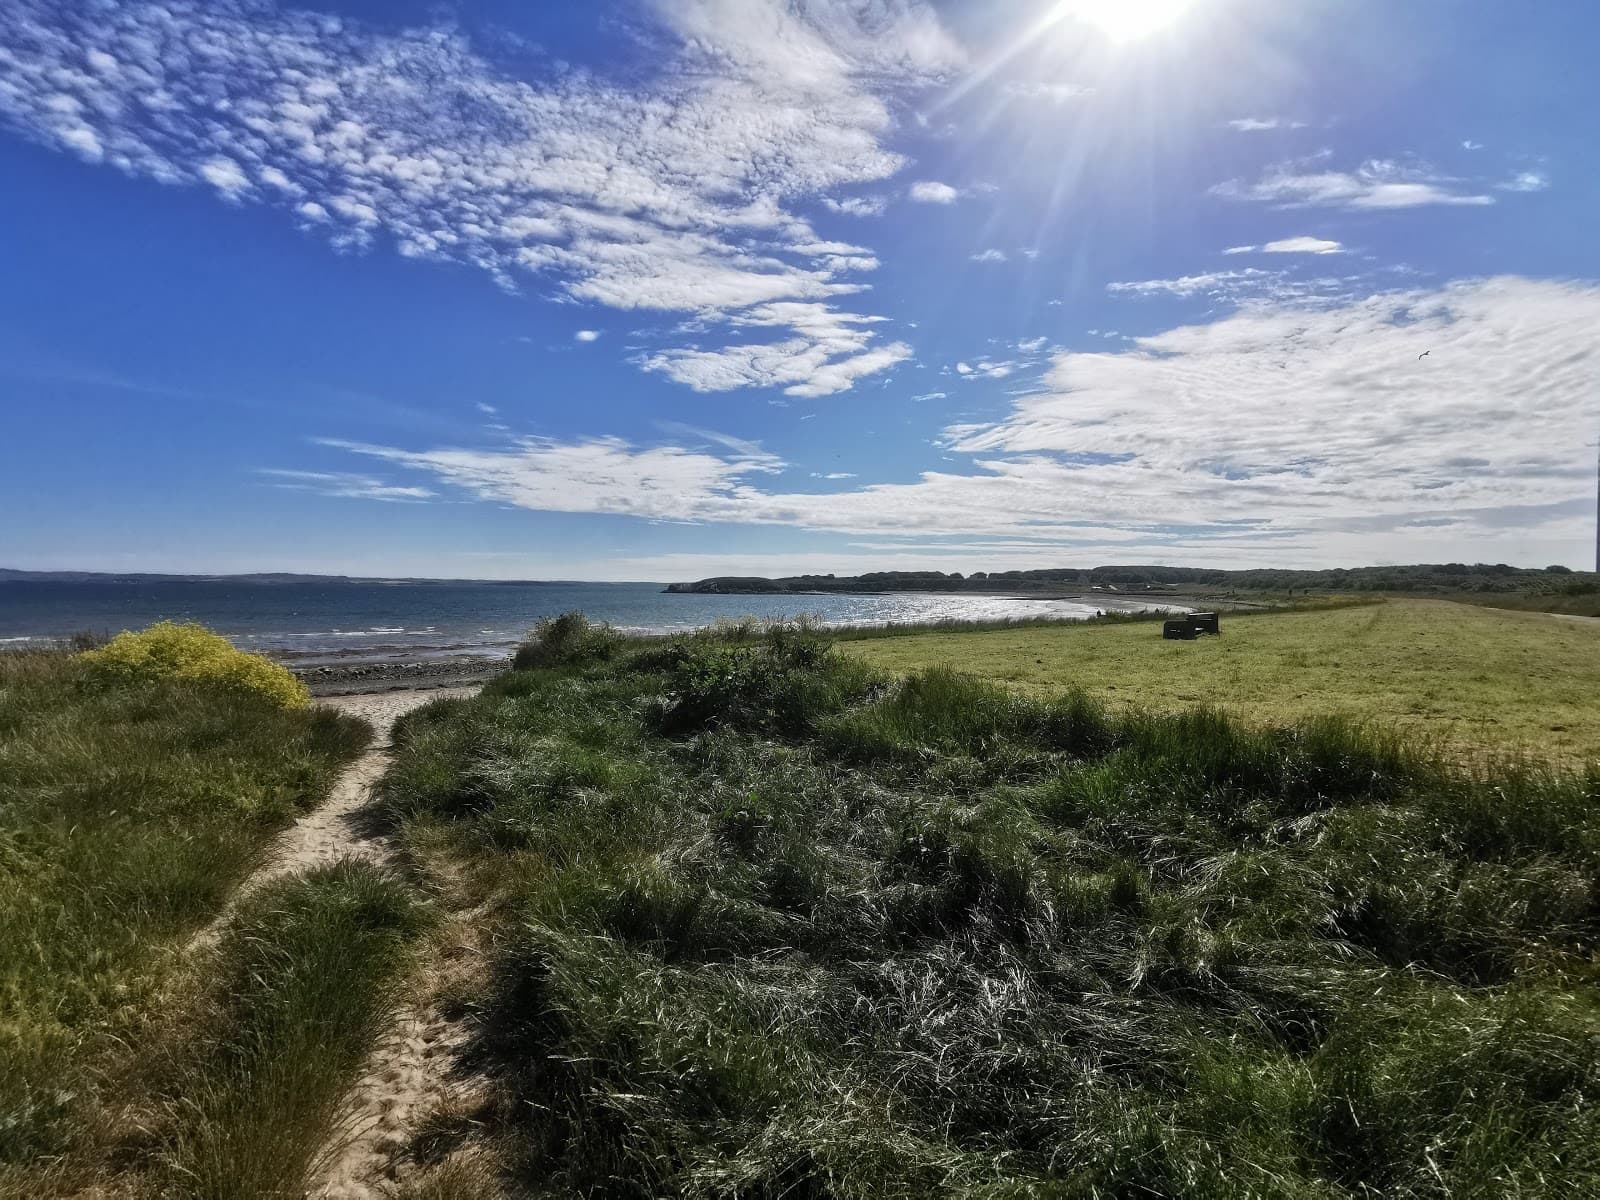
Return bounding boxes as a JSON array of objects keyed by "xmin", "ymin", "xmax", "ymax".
[
  {"xmin": 375, "ymin": 617, "xmax": 1600, "ymax": 1198},
  {"xmin": 845, "ymin": 599, "xmax": 1600, "ymax": 765}
]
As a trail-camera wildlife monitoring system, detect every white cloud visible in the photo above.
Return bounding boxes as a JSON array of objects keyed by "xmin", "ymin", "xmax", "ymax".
[
  {"xmin": 575, "ymin": 330, "xmax": 601, "ymax": 342},
  {"xmin": 1108, "ymin": 268, "xmax": 1276, "ymax": 299},
  {"xmin": 821, "ymin": 195, "xmax": 886, "ymax": 216},
  {"xmin": 59, "ymin": 125, "xmax": 102, "ymax": 160},
  {"xmin": 909, "ymin": 180, "xmax": 959, "ymax": 204},
  {"xmin": 1213, "ymin": 158, "xmax": 1495, "ymax": 209},
  {"xmin": 1262, "ymin": 236, "xmax": 1344, "ymax": 254},
  {"xmin": 320, "ymin": 433, "xmax": 781, "ymax": 521},
  {"xmin": 811, "ymin": 471, "xmax": 856, "ymax": 479},
  {"xmin": 1222, "ymin": 245, "xmax": 1256, "ymax": 255},
  {"xmin": 1227, "ymin": 117, "xmax": 1307, "ymax": 132},
  {"xmin": 1004, "ymin": 82, "xmax": 1091, "ymax": 105},
  {"xmin": 1015, "ymin": 337, "xmax": 1047, "ymax": 353},
  {"xmin": 953, "ymin": 358, "xmax": 1016, "ymax": 379},
  {"xmin": 199, "ymin": 156, "xmax": 251, "ymax": 198},
  {"xmin": 258, "ymin": 469, "xmax": 434, "ymax": 502},
  {"xmin": 1462, "ymin": 139, "xmax": 1484, "ymax": 151},
  {"xmin": 1499, "ymin": 171, "xmax": 1550, "ymax": 193},
  {"xmin": 0, "ymin": 0, "xmax": 960, "ymax": 398},
  {"xmin": 476, "ymin": 403, "xmax": 498, "ymax": 415},
  {"xmin": 969, "ymin": 248, "xmax": 1007, "ymax": 262},
  {"xmin": 315, "ymin": 278, "xmax": 1600, "ymax": 566},
  {"xmin": 642, "ymin": 301, "xmax": 911, "ymax": 396}
]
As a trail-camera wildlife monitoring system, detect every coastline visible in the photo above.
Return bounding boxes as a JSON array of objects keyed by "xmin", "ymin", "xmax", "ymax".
[{"xmin": 295, "ymin": 654, "xmax": 507, "ymax": 696}]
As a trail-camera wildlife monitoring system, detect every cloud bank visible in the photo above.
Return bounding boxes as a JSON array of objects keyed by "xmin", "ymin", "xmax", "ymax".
[{"xmin": 316, "ymin": 277, "xmax": 1600, "ymax": 563}]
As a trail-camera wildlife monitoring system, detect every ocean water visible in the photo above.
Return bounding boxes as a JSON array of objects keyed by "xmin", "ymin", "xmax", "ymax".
[{"xmin": 0, "ymin": 580, "xmax": 1134, "ymax": 661}]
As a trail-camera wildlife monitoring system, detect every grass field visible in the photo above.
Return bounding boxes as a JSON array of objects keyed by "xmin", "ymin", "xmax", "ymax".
[
  {"xmin": 0, "ymin": 647, "xmax": 374, "ymax": 1194},
  {"xmin": 372, "ymin": 617, "xmax": 1600, "ymax": 1198},
  {"xmin": 845, "ymin": 599, "xmax": 1600, "ymax": 765}
]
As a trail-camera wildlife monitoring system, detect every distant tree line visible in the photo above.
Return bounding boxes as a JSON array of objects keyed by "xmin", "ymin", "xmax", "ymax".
[{"xmin": 664, "ymin": 563, "xmax": 1598, "ymax": 597}]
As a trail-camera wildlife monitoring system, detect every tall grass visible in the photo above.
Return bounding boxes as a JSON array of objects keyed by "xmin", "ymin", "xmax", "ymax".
[
  {"xmin": 0, "ymin": 648, "xmax": 369, "ymax": 1189},
  {"xmin": 154, "ymin": 862, "xmax": 428, "ymax": 1199},
  {"xmin": 378, "ymin": 626, "xmax": 1600, "ymax": 1197}
]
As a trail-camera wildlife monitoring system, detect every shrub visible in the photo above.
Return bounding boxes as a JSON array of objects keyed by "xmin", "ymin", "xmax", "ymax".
[
  {"xmin": 654, "ymin": 623, "xmax": 878, "ymax": 736},
  {"xmin": 77, "ymin": 621, "xmax": 309, "ymax": 709},
  {"xmin": 512, "ymin": 611, "xmax": 626, "ymax": 670}
]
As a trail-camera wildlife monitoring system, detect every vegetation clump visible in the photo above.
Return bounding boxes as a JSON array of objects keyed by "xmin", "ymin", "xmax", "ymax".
[
  {"xmin": 377, "ymin": 619, "xmax": 1600, "ymax": 1198},
  {"xmin": 78, "ymin": 619, "xmax": 310, "ymax": 708},
  {"xmin": 650, "ymin": 620, "xmax": 879, "ymax": 735},
  {"xmin": 511, "ymin": 611, "xmax": 626, "ymax": 670}
]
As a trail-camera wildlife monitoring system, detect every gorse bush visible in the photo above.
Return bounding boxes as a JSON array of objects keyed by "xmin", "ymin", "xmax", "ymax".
[
  {"xmin": 78, "ymin": 620, "xmax": 309, "ymax": 708},
  {"xmin": 376, "ymin": 622, "xmax": 1600, "ymax": 1198},
  {"xmin": 512, "ymin": 611, "xmax": 626, "ymax": 670}
]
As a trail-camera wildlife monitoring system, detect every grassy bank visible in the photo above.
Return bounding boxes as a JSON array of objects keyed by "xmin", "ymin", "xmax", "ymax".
[
  {"xmin": 846, "ymin": 598, "xmax": 1600, "ymax": 764},
  {"xmin": 0, "ymin": 646, "xmax": 369, "ymax": 1190},
  {"xmin": 376, "ymin": 620, "xmax": 1600, "ymax": 1197}
]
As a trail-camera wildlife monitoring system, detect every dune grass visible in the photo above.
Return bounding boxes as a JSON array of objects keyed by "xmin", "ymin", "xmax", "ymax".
[
  {"xmin": 844, "ymin": 598, "xmax": 1600, "ymax": 765},
  {"xmin": 375, "ymin": 621, "xmax": 1600, "ymax": 1197},
  {"xmin": 0, "ymin": 647, "xmax": 370, "ymax": 1190},
  {"xmin": 153, "ymin": 861, "xmax": 428, "ymax": 1199}
]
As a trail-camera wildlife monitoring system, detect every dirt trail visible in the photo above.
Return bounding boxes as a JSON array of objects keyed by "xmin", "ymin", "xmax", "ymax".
[
  {"xmin": 189, "ymin": 686, "xmax": 486, "ymax": 1197},
  {"xmin": 186, "ymin": 687, "xmax": 479, "ymax": 956},
  {"xmin": 286, "ymin": 687, "xmax": 488, "ymax": 1200}
]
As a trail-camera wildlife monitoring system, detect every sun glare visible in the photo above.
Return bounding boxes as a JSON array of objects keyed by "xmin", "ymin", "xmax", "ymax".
[{"xmin": 1056, "ymin": 0, "xmax": 1196, "ymax": 43}]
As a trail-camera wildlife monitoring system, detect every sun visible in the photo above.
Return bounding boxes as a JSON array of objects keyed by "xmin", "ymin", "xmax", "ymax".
[{"xmin": 1056, "ymin": 0, "xmax": 1196, "ymax": 43}]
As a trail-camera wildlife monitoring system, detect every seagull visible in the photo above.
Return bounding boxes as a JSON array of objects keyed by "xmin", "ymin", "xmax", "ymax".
[{"xmin": 1418, "ymin": 350, "xmax": 1431, "ymax": 359}]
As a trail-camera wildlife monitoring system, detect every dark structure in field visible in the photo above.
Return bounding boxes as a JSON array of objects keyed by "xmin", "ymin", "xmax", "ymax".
[{"xmin": 1163, "ymin": 612, "xmax": 1220, "ymax": 640}]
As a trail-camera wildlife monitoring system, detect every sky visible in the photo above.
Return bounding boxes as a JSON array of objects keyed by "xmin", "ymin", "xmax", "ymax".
[{"xmin": 2, "ymin": 0, "xmax": 1598, "ymax": 581}]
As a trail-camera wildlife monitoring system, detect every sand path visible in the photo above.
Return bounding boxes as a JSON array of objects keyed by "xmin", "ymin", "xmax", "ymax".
[
  {"xmin": 290, "ymin": 687, "xmax": 487, "ymax": 1200},
  {"xmin": 189, "ymin": 686, "xmax": 486, "ymax": 1197}
]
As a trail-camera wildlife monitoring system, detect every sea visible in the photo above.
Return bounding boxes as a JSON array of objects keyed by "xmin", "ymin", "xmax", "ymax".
[{"xmin": 0, "ymin": 580, "xmax": 1138, "ymax": 664}]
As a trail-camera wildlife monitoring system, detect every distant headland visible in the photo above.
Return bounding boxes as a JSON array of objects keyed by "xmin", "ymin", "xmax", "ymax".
[{"xmin": 663, "ymin": 562, "xmax": 1590, "ymax": 597}]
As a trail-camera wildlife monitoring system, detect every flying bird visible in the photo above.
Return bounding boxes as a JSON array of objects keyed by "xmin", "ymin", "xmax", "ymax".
[{"xmin": 1418, "ymin": 350, "xmax": 1431, "ymax": 359}]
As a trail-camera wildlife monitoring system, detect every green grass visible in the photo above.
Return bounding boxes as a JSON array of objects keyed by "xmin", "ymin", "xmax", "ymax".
[
  {"xmin": 844, "ymin": 598, "xmax": 1600, "ymax": 765},
  {"xmin": 0, "ymin": 648, "xmax": 370, "ymax": 1190},
  {"xmin": 374, "ymin": 622, "xmax": 1600, "ymax": 1198},
  {"xmin": 153, "ymin": 862, "xmax": 428, "ymax": 1199}
]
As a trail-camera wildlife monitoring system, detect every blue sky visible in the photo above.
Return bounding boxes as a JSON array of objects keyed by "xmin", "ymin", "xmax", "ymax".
[{"xmin": 2, "ymin": 0, "xmax": 1597, "ymax": 580}]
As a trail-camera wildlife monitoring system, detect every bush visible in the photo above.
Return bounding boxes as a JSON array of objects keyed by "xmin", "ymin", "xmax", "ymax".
[
  {"xmin": 654, "ymin": 623, "xmax": 878, "ymax": 736},
  {"xmin": 512, "ymin": 611, "xmax": 625, "ymax": 670},
  {"xmin": 77, "ymin": 621, "xmax": 309, "ymax": 709}
]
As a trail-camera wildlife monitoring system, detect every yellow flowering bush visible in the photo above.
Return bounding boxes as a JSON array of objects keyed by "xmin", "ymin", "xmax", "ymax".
[{"xmin": 78, "ymin": 621, "xmax": 310, "ymax": 709}]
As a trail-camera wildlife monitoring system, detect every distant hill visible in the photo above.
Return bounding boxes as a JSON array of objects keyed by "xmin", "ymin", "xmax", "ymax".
[
  {"xmin": 0, "ymin": 568, "xmax": 556, "ymax": 586},
  {"xmin": 665, "ymin": 563, "xmax": 1598, "ymax": 597}
]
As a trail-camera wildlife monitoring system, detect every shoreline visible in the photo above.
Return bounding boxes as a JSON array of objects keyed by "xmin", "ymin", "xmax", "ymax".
[{"xmin": 297, "ymin": 655, "xmax": 507, "ymax": 697}]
